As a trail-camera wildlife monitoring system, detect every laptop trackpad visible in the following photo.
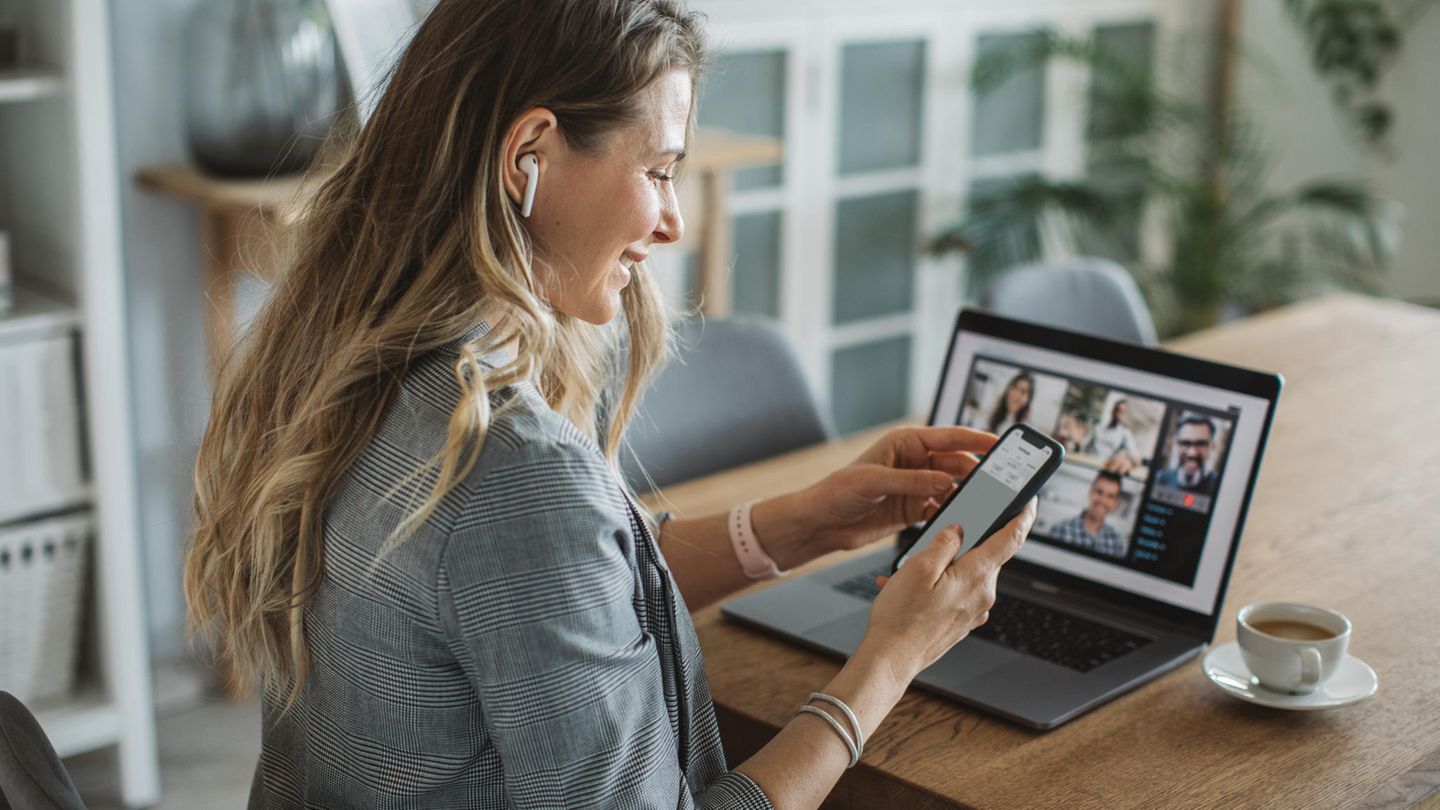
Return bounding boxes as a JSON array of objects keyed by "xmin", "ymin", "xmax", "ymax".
[
  {"xmin": 806, "ymin": 618, "xmax": 1015, "ymax": 684},
  {"xmin": 806, "ymin": 610, "xmax": 872, "ymax": 656},
  {"xmin": 916, "ymin": 638, "xmax": 1014, "ymax": 684}
]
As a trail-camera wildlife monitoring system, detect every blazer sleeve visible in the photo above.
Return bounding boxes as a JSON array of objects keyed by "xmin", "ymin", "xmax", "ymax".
[{"xmin": 436, "ymin": 436, "xmax": 770, "ymax": 810}]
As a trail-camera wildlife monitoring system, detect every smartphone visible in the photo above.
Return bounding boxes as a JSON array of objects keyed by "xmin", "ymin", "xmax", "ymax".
[{"xmin": 893, "ymin": 424, "xmax": 1065, "ymax": 571}]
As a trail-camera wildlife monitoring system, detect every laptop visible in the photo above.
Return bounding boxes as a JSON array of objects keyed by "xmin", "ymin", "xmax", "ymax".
[{"xmin": 722, "ymin": 309, "xmax": 1283, "ymax": 729}]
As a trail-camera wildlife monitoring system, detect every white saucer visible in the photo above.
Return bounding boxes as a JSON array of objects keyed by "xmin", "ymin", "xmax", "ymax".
[{"xmin": 1202, "ymin": 641, "xmax": 1378, "ymax": 710}]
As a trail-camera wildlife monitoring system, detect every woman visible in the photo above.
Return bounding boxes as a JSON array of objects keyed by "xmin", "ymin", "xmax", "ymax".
[
  {"xmin": 185, "ymin": 1, "xmax": 1035, "ymax": 807},
  {"xmin": 986, "ymin": 371, "xmax": 1034, "ymax": 435},
  {"xmin": 1084, "ymin": 398, "xmax": 1141, "ymax": 474}
]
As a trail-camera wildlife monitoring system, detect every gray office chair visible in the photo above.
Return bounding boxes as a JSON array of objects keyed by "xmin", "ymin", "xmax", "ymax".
[
  {"xmin": 0, "ymin": 692, "xmax": 86, "ymax": 810},
  {"xmin": 981, "ymin": 257, "xmax": 1159, "ymax": 345},
  {"xmin": 619, "ymin": 315, "xmax": 832, "ymax": 493}
]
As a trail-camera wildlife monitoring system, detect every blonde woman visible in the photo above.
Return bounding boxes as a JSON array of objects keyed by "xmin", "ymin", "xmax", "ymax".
[{"xmin": 185, "ymin": 1, "xmax": 1036, "ymax": 807}]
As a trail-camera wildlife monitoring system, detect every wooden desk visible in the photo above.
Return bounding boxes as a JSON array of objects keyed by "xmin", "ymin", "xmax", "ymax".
[
  {"xmin": 136, "ymin": 127, "xmax": 781, "ymax": 372},
  {"xmin": 645, "ymin": 295, "xmax": 1440, "ymax": 809}
]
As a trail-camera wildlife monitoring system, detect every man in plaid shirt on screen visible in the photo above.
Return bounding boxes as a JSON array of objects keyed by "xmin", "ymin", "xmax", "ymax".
[{"xmin": 1050, "ymin": 470, "xmax": 1128, "ymax": 559}]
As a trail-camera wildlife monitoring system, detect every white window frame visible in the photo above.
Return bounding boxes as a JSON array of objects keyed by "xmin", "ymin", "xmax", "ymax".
[{"xmin": 693, "ymin": 0, "xmax": 1183, "ymax": 431}]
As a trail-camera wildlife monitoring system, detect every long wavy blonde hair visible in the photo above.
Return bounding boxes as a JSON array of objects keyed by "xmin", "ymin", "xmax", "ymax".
[{"xmin": 185, "ymin": 0, "xmax": 707, "ymax": 702}]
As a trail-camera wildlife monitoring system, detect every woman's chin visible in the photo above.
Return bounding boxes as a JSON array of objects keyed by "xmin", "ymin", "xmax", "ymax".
[{"xmin": 569, "ymin": 294, "xmax": 623, "ymax": 325}]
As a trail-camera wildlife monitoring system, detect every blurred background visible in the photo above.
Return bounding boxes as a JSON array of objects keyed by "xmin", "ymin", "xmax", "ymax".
[{"xmin": 0, "ymin": 0, "xmax": 1435, "ymax": 806}]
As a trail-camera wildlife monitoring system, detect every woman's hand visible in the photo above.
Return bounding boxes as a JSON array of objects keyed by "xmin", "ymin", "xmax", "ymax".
[
  {"xmin": 857, "ymin": 499, "xmax": 1037, "ymax": 682},
  {"xmin": 752, "ymin": 426, "xmax": 996, "ymax": 569}
]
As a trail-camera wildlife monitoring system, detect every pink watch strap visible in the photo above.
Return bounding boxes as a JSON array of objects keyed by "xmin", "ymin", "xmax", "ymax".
[{"xmin": 729, "ymin": 499, "xmax": 788, "ymax": 581}]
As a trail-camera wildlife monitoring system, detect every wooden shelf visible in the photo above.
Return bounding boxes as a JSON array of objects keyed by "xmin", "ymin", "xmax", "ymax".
[
  {"xmin": 0, "ymin": 491, "xmax": 93, "ymax": 530},
  {"xmin": 34, "ymin": 688, "xmax": 122, "ymax": 759},
  {"xmin": 134, "ymin": 126, "xmax": 784, "ymax": 218},
  {"xmin": 0, "ymin": 66, "xmax": 63, "ymax": 104},
  {"xmin": 0, "ymin": 280, "xmax": 80, "ymax": 344}
]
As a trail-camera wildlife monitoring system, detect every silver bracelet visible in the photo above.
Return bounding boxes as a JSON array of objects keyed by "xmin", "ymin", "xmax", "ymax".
[
  {"xmin": 808, "ymin": 692, "xmax": 864, "ymax": 752},
  {"xmin": 795, "ymin": 705, "xmax": 860, "ymax": 768}
]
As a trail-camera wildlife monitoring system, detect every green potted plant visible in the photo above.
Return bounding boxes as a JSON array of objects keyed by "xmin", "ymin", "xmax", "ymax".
[{"xmin": 930, "ymin": 30, "xmax": 1399, "ymax": 337}]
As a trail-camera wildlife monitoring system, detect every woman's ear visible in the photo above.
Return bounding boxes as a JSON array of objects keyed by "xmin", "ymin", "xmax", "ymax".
[{"xmin": 501, "ymin": 108, "xmax": 559, "ymax": 210}]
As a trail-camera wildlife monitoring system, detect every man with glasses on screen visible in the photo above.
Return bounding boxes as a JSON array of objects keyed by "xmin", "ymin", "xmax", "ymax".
[{"xmin": 1155, "ymin": 415, "xmax": 1219, "ymax": 496}]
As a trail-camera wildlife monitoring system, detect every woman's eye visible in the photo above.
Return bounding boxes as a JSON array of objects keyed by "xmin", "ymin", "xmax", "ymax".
[{"xmin": 648, "ymin": 170, "xmax": 674, "ymax": 184}]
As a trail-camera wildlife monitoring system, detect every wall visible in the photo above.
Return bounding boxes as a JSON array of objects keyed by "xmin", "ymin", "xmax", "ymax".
[
  {"xmin": 108, "ymin": 0, "xmax": 209, "ymax": 660},
  {"xmin": 1379, "ymin": 8, "xmax": 1440, "ymax": 304},
  {"xmin": 1237, "ymin": 0, "xmax": 1440, "ymax": 305}
]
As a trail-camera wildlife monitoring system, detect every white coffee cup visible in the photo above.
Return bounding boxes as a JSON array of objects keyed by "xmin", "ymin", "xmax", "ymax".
[{"xmin": 1236, "ymin": 602, "xmax": 1351, "ymax": 695}]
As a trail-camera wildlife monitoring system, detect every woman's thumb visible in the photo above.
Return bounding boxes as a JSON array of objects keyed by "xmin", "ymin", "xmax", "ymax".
[{"xmin": 914, "ymin": 525, "xmax": 964, "ymax": 577}]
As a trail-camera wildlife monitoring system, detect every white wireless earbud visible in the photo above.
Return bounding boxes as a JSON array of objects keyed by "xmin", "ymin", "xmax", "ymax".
[{"xmin": 519, "ymin": 154, "xmax": 539, "ymax": 218}]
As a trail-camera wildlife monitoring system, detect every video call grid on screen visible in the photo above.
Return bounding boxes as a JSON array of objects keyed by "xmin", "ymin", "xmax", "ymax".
[
  {"xmin": 958, "ymin": 353, "xmax": 1239, "ymax": 583},
  {"xmin": 934, "ymin": 333, "xmax": 1271, "ymax": 615}
]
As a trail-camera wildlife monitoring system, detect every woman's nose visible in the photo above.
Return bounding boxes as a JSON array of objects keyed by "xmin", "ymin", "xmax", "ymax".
[{"xmin": 652, "ymin": 186, "xmax": 684, "ymax": 244}]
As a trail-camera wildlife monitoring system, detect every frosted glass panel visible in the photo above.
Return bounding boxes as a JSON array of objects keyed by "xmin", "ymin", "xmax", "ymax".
[
  {"xmin": 970, "ymin": 31, "xmax": 1047, "ymax": 156},
  {"xmin": 698, "ymin": 50, "xmax": 785, "ymax": 190},
  {"xmin": 732, "ymin": 211, "xmax": 782, "ymax": 317},
  {"xmin": 1083, "ymin": 155, "xmax": 1144, "ymax": 261},
  {"xmin": 831, "ymin": 336, "xmax": 912, "ymax": 434},
  {"xmin": 839, "ymin": 40, "xmax": 926, "ymax": 174},
  {"xmin": 1088, "ymin": 22, "xmax": 1156, "ymax": 142},
  {"xmin": 833, "ymin": 190, "xmax": 919, "ymax": 324},
  {"xmin": 963, "ymin": 174, "xmax": 1042, "ymax": 297}
]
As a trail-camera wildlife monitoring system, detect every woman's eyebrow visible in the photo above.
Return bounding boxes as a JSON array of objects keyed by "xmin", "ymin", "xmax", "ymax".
[{"xmin": 658, "ymin": 146, "xmax": 687, "ymax": 162}]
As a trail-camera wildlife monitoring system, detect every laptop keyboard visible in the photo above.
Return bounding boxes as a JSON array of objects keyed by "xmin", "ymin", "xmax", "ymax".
[
  {"xmin": 832, "ymin": 569, "xmax": 1152, "ymax": 673},
  {"xmin": 832, "ymin": 568, "xmax": 888, "ymax": 601}
]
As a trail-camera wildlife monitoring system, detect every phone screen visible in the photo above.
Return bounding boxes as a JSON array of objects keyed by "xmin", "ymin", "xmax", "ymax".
[{"xmin": 900, "ymin": 429, "xmax": 1054, "ymax": 564}]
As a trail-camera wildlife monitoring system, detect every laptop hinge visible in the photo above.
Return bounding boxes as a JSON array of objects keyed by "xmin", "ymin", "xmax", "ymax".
[
  {"xmin": 1004, "ymin": 572, "xmax": 1202, "ymax": 639},
  {"xmin": 1028, "ymin": 578, "xmax": 1061, "ymax": 595}
]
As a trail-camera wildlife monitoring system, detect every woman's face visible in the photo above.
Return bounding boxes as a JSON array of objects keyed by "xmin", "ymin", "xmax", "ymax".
[
  {"xmin": 1006, "ymin": 378, "xmax": 1032, "ymax": 414},
  {"xmin": 524, "ymin": 71, "xmax": 690, "ymax": 324}
]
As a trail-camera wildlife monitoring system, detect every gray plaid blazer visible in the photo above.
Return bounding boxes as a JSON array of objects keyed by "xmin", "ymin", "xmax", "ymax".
[{"xmin": 248, "ymin": 325, "xmax": 772, "ymax": 809}]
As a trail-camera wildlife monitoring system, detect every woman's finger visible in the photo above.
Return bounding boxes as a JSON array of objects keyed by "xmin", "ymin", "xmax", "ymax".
[
  {"xmin": 906, "ymin": 491, "xmax": 954, "ymax": 526},
  {"xmin": 927, "ymin": 450, "xmax": 980, "ymax": 477},
  {"xmin": 864, "ymin": 426, "xmax": 997, "ymax": 467},
  {"xmin": 904, "ymin": 524, "xmax": 963, "ymax": 584},
  {"xmin": 843, "ymin": 463, "xmax": 955, "ymax": 502}
]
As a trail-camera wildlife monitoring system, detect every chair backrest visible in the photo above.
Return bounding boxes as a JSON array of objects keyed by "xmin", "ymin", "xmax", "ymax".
[
  {"xmin": 0, "ymin": 692, "xmax": 86, "ymax": 810},
  {"xmin": 981, "ymin": 257, "xmax": 1159, "ymax": 345},
  {"xmin": 619, "ymin": 315, "xmax": 832, "ymax": 493}
]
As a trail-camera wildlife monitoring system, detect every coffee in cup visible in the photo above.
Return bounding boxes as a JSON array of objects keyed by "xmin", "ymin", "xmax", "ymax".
[
  {"xmin": 1236, "ymin": 602, "xmax": 1351, "ymax": 695},
  {"xmin": 1247, "ymin": 620, "xmax": 1336, "ymax": 641}
]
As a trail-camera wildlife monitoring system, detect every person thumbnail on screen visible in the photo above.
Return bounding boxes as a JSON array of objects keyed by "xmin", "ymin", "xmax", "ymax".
[
  {"xmin": 1047, "ymin": 470, "xmax": 1130, "ymax": 559},
  {"xmin": 1035, "ymin": 464, "xmax": 1142, "ymax": 561},
  {"xmin": 1080, "ymin": 393, "xmax": 1166, "ymax": 479},
  {"xmin": 1153, "ymin": 411, "xmax": 1232, "ymax": 505},
  {"xmin": 1049, "ymin": 382, "xmax": 1101, "ymax": 454},
  {"xmin": 957, "ymin": 360, "xmax": 1064, "ymax": 436}
]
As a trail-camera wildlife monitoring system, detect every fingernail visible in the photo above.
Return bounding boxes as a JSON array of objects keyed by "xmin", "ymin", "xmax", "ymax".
[{"xmin": 934, "ymin": 478, "xmax": 952, "ymax": 492}]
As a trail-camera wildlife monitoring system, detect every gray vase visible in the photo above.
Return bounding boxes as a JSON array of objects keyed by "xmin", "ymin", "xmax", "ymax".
[{"xmin": 184, "ymin": 0, "xmax": 345, "ymax": 177}]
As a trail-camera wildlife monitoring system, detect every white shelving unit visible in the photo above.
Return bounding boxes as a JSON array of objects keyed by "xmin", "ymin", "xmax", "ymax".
[
  {"xmin": 0, "ymin": 282, "xmax": 79, "ymax": 342},
  {"xmin": 0, "ymin": 0, "xmax": 160, "ymax": 806},
  {"xmin": 0, "ymin": 66, "xmax": 62, "ymax": 103}
]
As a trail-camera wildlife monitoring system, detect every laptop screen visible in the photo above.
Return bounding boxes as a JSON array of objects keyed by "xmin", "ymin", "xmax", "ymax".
[{"xmin": 931, "ymin": 317, "xmax": 1277, "ymax": 618}]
